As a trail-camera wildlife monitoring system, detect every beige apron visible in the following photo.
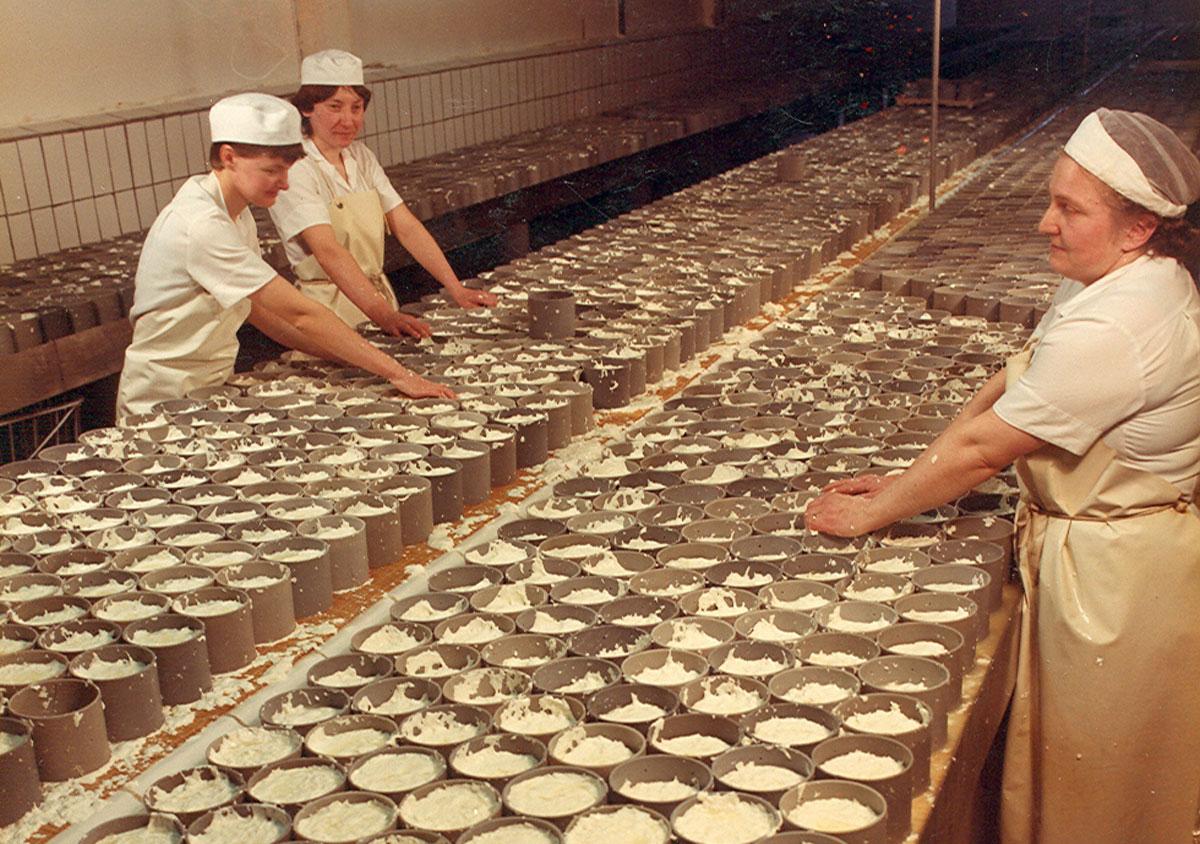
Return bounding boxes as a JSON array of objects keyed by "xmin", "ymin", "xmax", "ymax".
[
  {"xmin": 115, "ymin": 291, "xmax": 250, "ymax": 422},
  {"xmin": 292, "ymin": 177, "xmax": 397, "ymax": 327},
  {"xmin": 1000, "ymin": 344, "xmax": 1200, "ymax": 844}
]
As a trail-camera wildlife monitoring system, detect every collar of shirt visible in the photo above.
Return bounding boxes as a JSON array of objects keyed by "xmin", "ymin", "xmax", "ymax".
[
  {"xmin": 301, "ymin": 136, "xmax": 360, "ymax": 192},
  {"xmin": 1052, "ymin": 253, "xmax": 1155, "ymax": 321},
  {"xmin": 196, "ymin": 171, "xmax": 235, "ymax": 219}
]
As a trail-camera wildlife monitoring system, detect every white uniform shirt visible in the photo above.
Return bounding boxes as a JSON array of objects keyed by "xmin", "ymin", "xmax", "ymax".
[
  {"xmin": 269, "ymin": 137, "xmax": 403, "ymax": 269},
  {"xmin": 130, "ymin": 172, "xmax": 276, "ymax": 318},
  {"xmin": 994, "ymin": 255, "xmax": 1200, "ymax": 492}
]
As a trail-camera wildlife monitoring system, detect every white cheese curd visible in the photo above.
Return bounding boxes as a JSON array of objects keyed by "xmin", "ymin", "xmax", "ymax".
[
  {"xmin": 719, "ymin": 761, "xmax": 804, "ymax": 791},
  {"xmin": 563, "ymin": 807, "xmax": 668, "ymax": 844},
  {"xmin": 226, "ymin": 575, "xmax": 283, "ymax": 590},
  {"xmin": 823, "ymin": 607, "xmax": 890, "ymax": 634},
  {"xmin": 630, "ymin": 656, "xmax": 702, "ymax": 687},
  {"xmin": 903, "ymin": 607, "xmax": 970, "ymax": 623},
  {"xmin": 497, "ymin": 696, "xmax": 576, "ymax": 734},
  {"xmin": 306, "ymin": 727, "xmax": 392, "ymax": 757},
  {"xmin": 664, "ymin": 555, "xmax": 718, "ymax": 571},
  {"xmin": 890, "ymin": 640, "xmax": 948, "ymax": 657},
  {"xmin": 179, "ymin": 599, "xmax": 243, "ymax": 617},
  {"xmin": 313, "ymin": 666, "xmax": 372, "ymax": 688},
  {"xmin": 358, "ymin": 684, "xmax": 429, "ymax": 717},
  {"xmin": 440, "ymin": 617, "xmax": 506, "ymax": 645},
  {"xmin": 693, "ymin": 588, "xmax": 744, "ymax": 618},
  {"xmin": 611, "ymin": 613, "xmax": 661, "ymax": 627},
  {"xmin": 844, "ymin": 702, "xmax": 923, "ymax": 735},
  {"xmin": 751, "ymin": 716, "xmax": 832, "ymax": 746},
  {"xmin": 466, "ymin": 541, "xmax": 531, "ymax": 567},
  {"xmin": 0, "ymin": 637, "xmax": 32, "ymax": 655},
  {"xmin": 673, "ymin": 791, "xmax": 777, "ymax": 844},
  {"xmin": 350, "ymin": 751, "xmax": 441, "ymax": 792},
  {"xmin": 0, "ymin": 583, "xmax": 58, "ymax": 603},
  {"xmin": 294, "ymin": 798, "xmax": 393, "ymax": 842},
  {"xmin": 234, "ymin": 528, "xmax": 291, "ymax": 543},
  {"xmin": 310, "ymin": 522, "xmax": 359, "ymax": 540},
  {"xmin": 842, "ymin": 585, "xmax": 904, "ymax": 602},
  {"xmin": 342, "ymin": 501, "xmax": 391, "ymax": 518},
  {"xmin": 468, "ymin": 824, "xmax": 558, "ymax": 844},
  {"xmin": 716, "ymin": 655, "xmax": 786, "ymax": 677},
  {"xmin": 482, "ymin": 585, "xmax": 536, "ymax": 613},
  {"xmin": 787, "ymin": 797, "xmax": 879, "ymax": 833},
  {"xmin": 75, "ymin": 580, "xmax": 135, "ymax": 599},
  {"xmin": 880, "ymin": 679, "xmax": 929, "ymax": 692},
  {"xmin": 402, "ymin": 709, "xmax": 485, "ymax": 745},
  {"xmin": 528, "ymin": 611, "xmax": 588, "ymax": 634},
  {"xmin": 691, "ymin": 680, "xmax": 763, "ymax": 715},
  {"xmin": 270, "ymin": 700, "xmax": 342, "ymax": 727},
  {"xmin": 651, "ymin": 731, "xmax": 729, "ymax": 757},
  {"xmin": 0, "ymin": 732, "xmax": 28, "ymax": 753},
  {"xmin": 560, "ymin": 587, "xmax": 613, "ymax": 606},
  {"xmin": 264, "ymin": 547, "xmax": 323, "ymax": 563},
  {"xmin": 190, "ymin": 809, "xmax": 286, "ymax": 844},
  {"xmin": 209, "ymin": 727, "xmax": 299, "ymax": 768},
  {"xmin": 600, "ymin": 694, "xmax": 666, "ymax": 723},
  {"xmin": 453, "ymin": 743, "xmax": 540, "ymax": 778},
  {"xmin": 557, "ymin": 670, "xmax": 611, "ymax": 694},
  {"xmin": 745, "ymin": 619, "xmax": 803, "ymax": 643},
  {"xmin": 128, "ymin": 626, "xmax": 199, "ymax": 647},
  {"xmin": 122, "ymin": 549, "xmax": 184, "ymax": 572},
  {"xmin": 359, "ymin": 624, "xmax": 425, "ymax": 654},
  {"xmin": 782, "ymin": 681, "xmax": 851, "ymax": 706},
  {"xmin": 401, "ymin": 649, "xmax": 455, "ymax": 678},
  {"xmin": 864, "ymin": 555, "xmax": 921, "ymax": 574},
  {"xmin": 399, "ymin": 599, "xmax": 458, "ymax": 622},
  {"xmin": 25, "ymin": 605, "xmax": 88, "ymax": 626},
  {"xmin": 0, "ymin": 662, "xmax": 64, "ymax": 686},
  {"xmin": 271, "ymin": 504, "xmax": 332, "ymax": 520},
  {"xmin": 924, "ymin": 578, "xmax": 986, "ymax": 594},
  {"xmin": 618, "ymin": 778, "xmax": 697, "ymax": 802},
  {"xmin": 75, "ymin": 656, "xmax": 146, "ymax": 680},
  {"xmin": 149, "ymin": 769, "xmax": 239, "ymax": 812},
  {"xmin": 806, "ymin": 649, "xmax": 865, "ymax": 668},
  {"xmin": 506, "ymin": 771, "xmax": 603, "ymax": 816},
  {"xmin": 95, "ymin": 825, "xmax": 182, "ymax": 844},
  {"xmin": 667, "ymin": 623, "xmax": 723, "ymax": 650},
  {"xmin": 154, "ymin": 575, "xmax": 212, "ymax": 594},
  {"xmin": 400, "ymin": 782, "xmax": 499, "ymax": 831},
  {"xmin": 554, "ymin": 727, "xmax": 634, "ymax": 766},
  {"xmin": 821, "ymin": 750, "xmax": 905, "ymax": 780}
]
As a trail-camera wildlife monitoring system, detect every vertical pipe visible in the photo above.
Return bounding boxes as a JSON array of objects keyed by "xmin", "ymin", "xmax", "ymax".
[{"xmin": 929, "ymin": 0, "xmax": 942, "ymax": 210}]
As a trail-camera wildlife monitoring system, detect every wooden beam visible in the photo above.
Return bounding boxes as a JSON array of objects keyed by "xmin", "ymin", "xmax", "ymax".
[{"xmin": 0, "ymin": 321, "xmax": 132, "ymax": 417}]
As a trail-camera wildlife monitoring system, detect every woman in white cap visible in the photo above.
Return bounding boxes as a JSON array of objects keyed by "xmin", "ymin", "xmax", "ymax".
[
  {"xmin": 805, "ymin": 108, "xmax": 1200, "ymax": 843},
  {"xmin": 269, "ymin": 49, "xmax": 495, "ymax": 338},
  {"xmin": 116, "ymin": 93, "xmax": 454, "ymax": 420}
]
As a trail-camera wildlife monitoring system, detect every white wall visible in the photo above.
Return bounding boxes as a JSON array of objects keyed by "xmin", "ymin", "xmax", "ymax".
[
  {"xmin": 346, "ymin": 0, "xmax": 613, "ymax": 68},
  {"xmin": 0, "ymin": 0, "xmax": 301, "ymax": 127}
]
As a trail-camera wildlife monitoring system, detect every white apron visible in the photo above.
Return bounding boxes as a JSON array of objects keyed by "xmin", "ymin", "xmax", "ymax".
[
  {"xmin": 115, "ymin": 291, "xmax": 250, "ymax": 422},
  {"xmin": 1000, "ymin": 344, "xmax": 1200, "ymax": 844},
  {"xmin": 292, "ymin": 177, "xmax": 397, "ymax": 327}
]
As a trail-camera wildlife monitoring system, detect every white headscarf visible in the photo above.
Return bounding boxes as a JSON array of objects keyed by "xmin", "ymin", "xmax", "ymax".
[{"xmin": 1063, "ymin": 108, "xmax": 1200, "ymax": 218}]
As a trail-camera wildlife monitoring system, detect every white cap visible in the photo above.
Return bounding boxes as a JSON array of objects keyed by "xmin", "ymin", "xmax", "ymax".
[
  {"xmin": 209, "ymin": 93, "xmax": 302, "ymax": 146},
  {"xmin": 1064, "ymin": 108, "xmax": 1200, "ymax": 219},
  {"xmin": 301, "ymin": 49, "xmax": 364, "ymax": 86}
]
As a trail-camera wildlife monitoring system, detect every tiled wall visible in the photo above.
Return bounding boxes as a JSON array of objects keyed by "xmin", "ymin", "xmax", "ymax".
[{"xmin": 0, "ymin": 24, "xmax": 766, "ymax": 264}]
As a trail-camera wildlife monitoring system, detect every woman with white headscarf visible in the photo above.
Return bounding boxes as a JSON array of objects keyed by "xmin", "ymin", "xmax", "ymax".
[{"xmin": 805, "ymin": 108, "xmax": 1200, "ymax": 843}]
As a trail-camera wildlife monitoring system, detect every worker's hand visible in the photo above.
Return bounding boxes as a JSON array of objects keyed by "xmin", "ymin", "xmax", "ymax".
[
  {"xmin": 821, "ymin": 473, "xmax": 895, "ymax": 497},
  {"xmin": 378, "ymin": 310, "xmax": 433, "ymax": 340},
  {"xmin": 804, "ymin": 490, "xmax": 878, "ymax": 537},
  {"xmin": 449, "ymin": 286, "xmax": 498, "ymax": 309},
  {"xmin": 391, "ymin": 370, "xmax": 456, "ymax": 400}
]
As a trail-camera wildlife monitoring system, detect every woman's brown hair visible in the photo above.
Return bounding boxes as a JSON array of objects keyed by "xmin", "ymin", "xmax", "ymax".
[
  {"xmin": 291, "ymin": 84, "xmax": 372, "ymax": 136},
  {"xmin": 208, "ymin": 142, "xmax": 305, "ymax": 170},
  {"xmin": 1108, "ymin": 192, "xmax": 1200, "ymax": 279}
]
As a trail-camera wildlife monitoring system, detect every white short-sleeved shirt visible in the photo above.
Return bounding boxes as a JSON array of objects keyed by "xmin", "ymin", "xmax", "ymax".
[
  {"xmin": 130, "ymin": 172, "xmax": 277, "ymax": 318},
  {"xmin": 994, "ymin": 255, "xmax": 1200, "ymax": 491},
  {"xmin": 269, "ymin": 138, "xmax": 403, "ymax": 269}
]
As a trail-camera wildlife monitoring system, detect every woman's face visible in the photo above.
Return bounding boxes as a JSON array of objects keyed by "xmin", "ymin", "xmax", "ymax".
[
  {"xmin": 306, "ymin": 86, "xmax": 366, "ymax": 150},
  {"xmin": 1038, "ymin": 155, "xmax": 1142, "ymax": 283},
  {"xmin": 224, "ymin": 149, "xmax": 292, "ymax": 207}
]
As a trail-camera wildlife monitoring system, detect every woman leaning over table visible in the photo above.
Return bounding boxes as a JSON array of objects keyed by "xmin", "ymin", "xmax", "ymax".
[
  {"xmin": 116, "ymin": 93, "xmax": 453, "ymax": 422},
  {"xmin": 269, "ymin": 49, "xmax": 496, "ymax": 341},
  {"xmin": 805, "ymin": 108, "xmax": 1200, "ymax": 844}
]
